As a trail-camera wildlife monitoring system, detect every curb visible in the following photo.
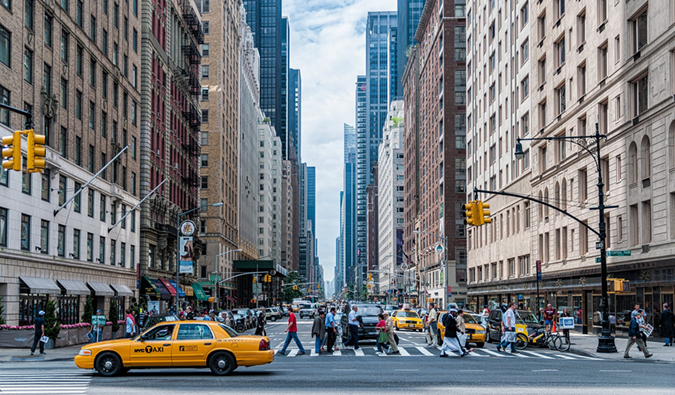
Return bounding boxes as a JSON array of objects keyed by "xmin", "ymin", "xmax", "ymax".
[
  {"xmin": 0, "ymin": 356, "xmax": 75, "ymax": 363},
  {"xmin": 568, "ymin": 347, "xmax": 600, "ymax": 358}
]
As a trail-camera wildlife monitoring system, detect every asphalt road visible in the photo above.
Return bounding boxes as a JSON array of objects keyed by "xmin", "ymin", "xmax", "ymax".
[{"xmin": 3, "ymin": 318, "xmax": 673, "ymax": 395}]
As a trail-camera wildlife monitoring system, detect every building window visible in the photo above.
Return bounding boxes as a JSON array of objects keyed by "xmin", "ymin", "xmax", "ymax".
[
  {"xmin": 57, "ymin": 224, "xmax": 65, "ymax": 257},
  {"xmin": 0, "ymin": 24, "xmax": 10, "ymax": 67},
  {"xmin": 59, "ymin": 126, "xmax": 67, "ymax": 157},
  {"xmin": 41, "ymin": 169, "xmax": 50, "ymax": 201},
  {"xmin": 201, "ymin": 87, "xmax": 209, "ymax": 101},
  {"xmin": 21, "ymin": 159, "xmax": 31, "ymax": 194},
  {"xmin": 87, "ymin": 189, "xmax": 94, "ymax": 217},
  {"xmin": 202, "ymin": 43, "xmax": 209, "ymax": 57},
  {"xmin": 44, "ymin": 13, "xmax": 53, "ymax": 47},
  {"xmin": 631, "ymin": 10, "xmax": 647, "ymax": 53},
  {"xmin": 0, "ymin": 208, "xmax": 8, "ymax": 247},
  {"xmin": 202, "ymin": 65, "xmax": 209, "ymax": 78},
  {"xmin": 521, "ymin": 76, "xmax": 529, "ymax": 102},
  {"xmin": 76, "ymin": 0, "xmax": 83, "ymax": 27},
  {"xmin": 60, "ymin": 78, "xmax": 67, "ymax": 108},
  {"xmin": 598, "ymin": 42, "xmax": 608, "ymax": 80},
  {"xmin": 642, "ymin": 200, "xmax": 651, "ymax": 243},
  {"xmin": 86, "ymin": 232, "xmax": 93, "ymax": 261},
  {"xmin": 201, "ymin": 132, "xmax": 208, "ymax": 146},
  {"xmin": 555, "ymin": 0, "xmax": 565, "ymax": 19},
  {"xmin": 132, "ymin": 28, "xmax": 137, "ymax": 52},
  {"xmin": 99, "ymin": 236, "xmax": 105, "ymax": 263},
  {"xmin": 555, "ymin": 83, "xmax": 566, "ymax": 115},
  {"xmin": 110, "ymin": 239, "xmax": 116, "ymax": 266},
  {"xmin": 555, "ymin": 35, "xmax": 565, "ymax": 68},
  {"xmin": 73, "ymin": 182, "xmax": 81, "ymax": 212},
  {"xmin": 202, "ymin": 21, "xmax": 209, "ymax": 34},
  {"xmin": 99, "ymin": 195, "xmax": 106, "ymax": 222},
  {"xmin": 201, "ymin": 154, "xmax": 208, "ymax": 167},
  {"xmin": 20, "ymin": 214, "xmax": 30, "ymax": 251},
  {"xmin": 632, "ymin": 73, "xmax": 648, "ymax": 117},
  {"xmin": 521, "ymin": 40, "xmax": 529, "ymax": 65},
  {"xmin": 58, "ymin": 175, "xmax": 67, "ymax": 205},
  {"xmin": 201, "ymin": 177, "xmax": 208, "ymax": 189},
  {"xmin": 201, "ymin": 110, "xmax": 209, "ymax": 123},
  {"xmin": 25, "ymin": 0, "xmax": 34, "ymax": 29},
  {"xmin": 24, "ymin": 49, "xmax": 33, "ymax": 83},
  {"xmin": 76, "ymin": 44, "xmax": 83, "ymax": 74},
  {"xmin": 40, "ymin": 220, "xmax": 49, "ymax": 254},
  {"xmin": 90, "ymin": 15, "xmax": 96, "ymax": 42}
]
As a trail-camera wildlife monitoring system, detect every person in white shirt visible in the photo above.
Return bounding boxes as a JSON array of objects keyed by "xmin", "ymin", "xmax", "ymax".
[
  {"xmin": 498, "ymin": 303, "xmax": 519, "ymax": 354},
  {"xmin": 344, "ymin": 306, "xmax": 360, "ymax": 350},
  {"xmin": 427, "ymin": 303, "xmax": 438, "ymax": 347}
]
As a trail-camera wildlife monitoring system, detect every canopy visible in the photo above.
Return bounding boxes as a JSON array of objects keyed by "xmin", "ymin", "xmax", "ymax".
[
  {"xmin": 56, "ymin": 280, "xmax": 90, "ymax": 295},
  {"xmin": 149, "ymin": 278, "xmax": 172, "ymax": 301},
  {"xmin": 168, "ymin": 279, "xmax": 186, "ymax": 298},
  {"xmin": 87, "ymin": 282, "xmax": 114, "ymax": 296},
  {"xmin": 191, "ymin": 283, "xmax": 208, "ymax": 301},
  {"xmin": 20, "ymin": 276, "xmax": 60, "ymax": 295},
  {"xmin": 110, "ymin": 284, "xmax": 134, "ymax": 297},
  {"xmin": 159, "ymin": 278, "xmax": 177, "ymax": 297}
]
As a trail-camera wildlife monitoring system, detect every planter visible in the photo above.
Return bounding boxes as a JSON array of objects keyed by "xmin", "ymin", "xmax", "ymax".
[
  {"xmin": 44, "ymin": 338, "xmax": 55, "ymax": 349},
  {"xmin": 0, "ymin": 329, "xmax": 34, "ymax": 348}
]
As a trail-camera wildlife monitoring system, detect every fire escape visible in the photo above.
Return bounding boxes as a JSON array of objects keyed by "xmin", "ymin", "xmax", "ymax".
[{"xmin": 182, "ymin": 4, "xmax": 204, "ymax": 45}]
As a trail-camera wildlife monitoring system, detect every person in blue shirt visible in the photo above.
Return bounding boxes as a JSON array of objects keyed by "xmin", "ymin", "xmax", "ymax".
[
  {"xmin": 325, "ymin": 308, "xmax": 338, "ymax": 352},
  {"xmin": 624, "ymin": 311, "xmax": 652, "ymax": 359}
]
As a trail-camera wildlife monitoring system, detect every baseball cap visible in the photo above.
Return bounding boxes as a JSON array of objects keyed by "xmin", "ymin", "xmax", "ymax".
[
  {"xmin": 38, "ymin": 310, "xmax": 45, "ymax": 316},
  {"xmin": 96, "ymin": 309, "xmax": 102, "ymax": 313}
]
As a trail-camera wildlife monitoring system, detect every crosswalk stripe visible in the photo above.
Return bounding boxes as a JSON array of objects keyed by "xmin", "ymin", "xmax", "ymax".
[
  {"xmin": 398, "ymin": 347, "xmax": 411, "ymax": 356},
  {"xmin": 310, "ymin": 350, "xmax": 319, "ymax": 357},
  {"xmin": 354, "ymin": 348, "xmax": 365, "ymax": 356},
  {"xmin": 521, "ymin": 350, "xmax": 554, "ymax": 359},
  {"xmin": 416, "ymin": 346, "xmax": 435, "ymax": 356},
  {"xmin": 333, "ymin": 350, "xmax": 342, "ymax": 356},
  {"xmin": 571, "ymin": 354, "xmax": 603, "ymax": 360},
  {"xmin": 480, "ymin": 349, "xmax": 508, "ymax": 357},
  {"xmin": 554, "ymin": 353, "xmax": 576, "ymax": 360},
  {"xmin": 287, "ymin": 349, "xmax": 299, "ymax": 357}
]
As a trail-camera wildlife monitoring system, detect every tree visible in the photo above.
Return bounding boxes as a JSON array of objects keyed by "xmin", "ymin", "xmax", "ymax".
[
  {"xmin": 282, "ymin": 272, "xmax": 303, "ymax": 303},
  {"xmin": 0, "ymin": 295, "xmax": 5, "ymax": 325},
  {"xmin": 81, "ymin": 297, "xmax": 94, "ymax": 323},
  {"xmin": 43, "ymin": 300, "xmax": 60, "ymax": 340},
  {"xmin": 109, "ymin": 299, "xmax": 120, "ymax": 334}
]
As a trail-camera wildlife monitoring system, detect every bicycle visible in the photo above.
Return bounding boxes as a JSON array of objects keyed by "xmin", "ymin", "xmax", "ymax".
[{"xmin": 531, "ymin": 328, "xmax": 570, "ymax": 351}]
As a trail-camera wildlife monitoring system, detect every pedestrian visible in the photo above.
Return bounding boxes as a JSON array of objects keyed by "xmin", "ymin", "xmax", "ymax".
[
  {"xmin": 344, "ymin": 305, "xmax": 360, "ymax": 350},
  {"xmin": 254, "ymin": 310, "xmax": 266, "ymax": 336},
  {"xmin": 312, "ymin": 311, "xmax": 326, "ymax": 354},
  {"xmin": 624, "ymin": 311, "xmax": 653, "ymax": 359},
  {"xmin": 498, "ymin": 303, "xmax": 518, "ymax": 354},
  {"xmin": 30, "ymin": 310, "xmax": 46, "ymax": 356},
  {"xmin": 88, "ymin": 309, "xmax": 103, "ymax": 343},
  {"xmin": 482, "ymin": 305, "xmax": 490, "ymax": 316},
  {"xmin": 560, "ymin": 308, "xmax": 572, "ymax": 339},
  {"xmin": 426, "ymin": 303, "xmax": 438, "ymax": 347},
  {"xmin": 456, "ymin": 310, "xmax": 474, "ymax": 353},
  {"xmin": 375, "ymin": 314, "xmax": 390, "ymax": 354},
  {"xmin": 637, "ymin": 309, "xmax": 648, "ymax": 349},
  {"xmin": 631, "ymin": 304, "xmax": 641, "ymax": 320},
  {"xmin": 325, "ymin": 307, "xmax": 338, "ymax": 353},
  {"xmin": 383, "ymin": 312, "xmax": 400, "ymax": 354},
  {"xmin": 543, "ymin": 304, "xmax": 556, "ymax": 333},
  {"xmin": 186, "ymin": 306, "xmax": 194, "ymax": 320},
  {"xmin": 278, "ymin": 308, "xmax": 305, "ymax": 355},
  {"xmin": 658, "ymin": 303, "xmax": 674, "ymax": 346},
  {"xmin": 125, "ymin": 309, "xmax": 136, "ymax": 338},
  {"xmin": 439, "ymin": 309, "xmax": 466, "ymax": 357}
]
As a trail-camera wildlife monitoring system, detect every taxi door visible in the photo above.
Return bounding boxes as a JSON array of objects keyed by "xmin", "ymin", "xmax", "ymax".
[
  {"xmin": 129, "ymin": 324, "xmax": 175, "ymax": 367},
  {"xmin": 172, "ymin": 323, "xmax": 217, "ymax": 367}
]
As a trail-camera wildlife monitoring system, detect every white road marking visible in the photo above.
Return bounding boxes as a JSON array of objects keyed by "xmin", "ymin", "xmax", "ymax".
[
  {"xmin": 287, "ymin": 349, "xmax": 299, "ymax": 357},
  {"xmin": 480, "ymin": 349, "xmax": 508, "ymax": 357},
  {"xmin": 532, "ymin": 369, "xmax": 559, "ymax": 372},
  {"xmin": 555, "ymin": 353, "xmax": 577, "ymax": 360},
  {"xmin": 332, "ymin": 350, "xmax": 342, "ymax": 356},
  {"xmin": 395, "ymin": 369, "xmax": 419, "ymax": 372},
  {"xmin": 521, "ymin": 350, "xmax": 554, "ymax": 359},
  {"xmin": 310, "ymin": 350, "xmax": 319, "ymax": 357},
  {"xmin": 398, "ymin": 347, "xmax": 411, "ymax": 356},
  {"xmin": 416, "ymin": 346, "xmax": 435, "ymax": 356},
  {"xmin": 599, "ymin": 370, "xmax": 632, "ymax": 373},
  {"xmin": 354, "ymin": 348, "xmax": 365, "ymax": 356},
  {"xmin": 460, "ymin": 370, "xmax": 485, "ymax": 372}
]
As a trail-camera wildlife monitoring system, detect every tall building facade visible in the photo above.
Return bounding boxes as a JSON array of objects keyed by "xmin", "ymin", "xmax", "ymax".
[
  {"xmin": 465, "ymin": 0, "xmax": 533, "ymax": 312},
  {"xmin": 0, "ymin": 0, "xmax": 139, "ymax": 324},
  {"xmin": 378, "ymin": 101, "xmax": 406, "ymax": 299},
  {"xmin": 281, "ymin": 159, "xmax": 296, "ymax": 271},
  {"xmin": 366, "ymin": 165, "xmax": 379, "ymax": 293},
  {"xmin": 257, "ymin": 120, "xmax": 281, "ymax": 262},
  {"xmin": 289, "ymin": 69, "xmax": 301, "ymax": 163},
  {"xmin": 402, "ymin": 0, "xmax": 467, "ymax": 308},
  {"xmin": 397, "ymin": 0, "xmax": 427, "ymax": 100},
  {"xmin": 307, "ymin": 166, "xmax": 316, "ymax": 236}
]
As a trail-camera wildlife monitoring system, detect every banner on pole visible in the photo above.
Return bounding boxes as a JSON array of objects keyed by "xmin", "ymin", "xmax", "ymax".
[{"xmin": 179, "ymin": 236, "xmax": 194, "ymax": 274}]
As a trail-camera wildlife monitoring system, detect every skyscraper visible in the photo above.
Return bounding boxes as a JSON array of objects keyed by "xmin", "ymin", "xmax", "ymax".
[
  {"xmin": 289, "ymin": 69, "xmax": 302, "ymax": 163},
  {"xmin": 397, "ymin": 0, "xmax": 427, "ymax": 100},
  {"xmin": 307, "ymin": 166, "xmax": 316, "ymax": 237}
]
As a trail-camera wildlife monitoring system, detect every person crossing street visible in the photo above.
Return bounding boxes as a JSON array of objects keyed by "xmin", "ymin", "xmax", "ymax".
[
  {"xmin": 325, "ymin": 308, "xmax": 338, "ymax": 352},
  {"xmin": 311, "ymin": 311, "xmax": 326, "ymax": 354},
  {"xmin": 624, "ymin": 311, "xmax": 653, "ymax": 359},
  {"xmin": 383, "ymin": 311, "xmax": 400, "ymax": 354},
  {"xmin": 344, "ymin": 305, "xmax": 360, "ymax": 350},
  {"xmin": 439, "ymin": 308, "xmax": 466, "ymax": 357},
  {"xmin": 278, "ymin": 309, "xmax": 306, "ymax": 356},
  {"xmin": 426, "ymin": 303, "xmax": 438, "ymax": 347}
]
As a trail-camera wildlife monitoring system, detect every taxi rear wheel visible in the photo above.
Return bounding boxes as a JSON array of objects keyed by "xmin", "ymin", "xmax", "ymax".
[
  {"xmin": 95, "ymin": 352, "xmax": 123, "ymax": 377},
  {"xmin": 209, "ymin": 352, "xmax": 236, "ymax": 376}
]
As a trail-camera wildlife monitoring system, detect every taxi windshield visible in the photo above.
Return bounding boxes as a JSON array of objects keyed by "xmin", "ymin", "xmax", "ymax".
[
  {"xmin": 517, "ymin": 311, "xmax": 539, "ymax": 324},
  {"xmin": 462, "ymin": 314, "xmax": 477, "ymax": 324},
  {"xmin": 219, "ymin": 324, "xmax": 240, "ymax": 337},
  {"xmin": 397, "ymin": 311, "xmax": 419, "ymax": 318}
]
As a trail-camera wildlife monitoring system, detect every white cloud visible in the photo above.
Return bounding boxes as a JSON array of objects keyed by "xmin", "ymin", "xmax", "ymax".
[{"xmin": 283, "ymin": 0, "xmax": 396, "ymax": 282}]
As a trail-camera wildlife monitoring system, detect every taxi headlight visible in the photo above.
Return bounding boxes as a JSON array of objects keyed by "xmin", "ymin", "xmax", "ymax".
[
  {"xmin": 78, "ymin": 349, "xmax": 92, "ymax": 356},
  {"xmin": 476, "ymin": 330, "xmax": 485, "ymax": 334}
]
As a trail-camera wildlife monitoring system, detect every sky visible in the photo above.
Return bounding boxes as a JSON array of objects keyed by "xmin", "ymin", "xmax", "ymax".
[{"xmin": 283, "ymin": 0, "xmax": 397, "ymax": 282}]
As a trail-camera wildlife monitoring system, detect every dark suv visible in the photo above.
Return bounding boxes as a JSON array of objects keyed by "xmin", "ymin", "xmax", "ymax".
[{"xmin": 340, "ymin": 304, "xmax": 383, "ymax": 343}]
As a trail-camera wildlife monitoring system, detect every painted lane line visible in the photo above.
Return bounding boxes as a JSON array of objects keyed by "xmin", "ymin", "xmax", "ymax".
[
  {"xmin": 354, "ymin": 348, "xmax": 365, "ymax": 356},
  {"xmin": 521, "ymin": 350, "xmax": 554, "ymax": 359},
  {"xmin": 287, "ymin": 349, "xmax": 299, "ymax": 357},
  {"xmin": 332, "ymin": 369, "xmax": 357, "ymax": 371},
  {"xmin": 398, "ymin": 347, "xmax": 411, "ymax": 356},
  {"xmin": 480, "ymin": 349, "xmax": 508, "ymax": 357},
  {"xmin": 395, "ymin": 369, "xmax": 419, "ymax": 372},
  {"xmin": 416, "ymin": 346, "xmax": 435, "ymax": 356},
  {"xmin": 265, "ymin": 369, "xmax": 294, "ymax": 372},
  {"xmin": 555, "ymin": 353, "xmax": 577, "ymax": 360},
  {"xmin": 599, "ymin": 370, "xmax": 632, "ymax": 373},
  {"xmin": 460, "ymin": 370, "xmax": 485, "ymax": 372},
  {"xmin": 532, "ymin": 369, "xmax": 559, "ymax": 372}
]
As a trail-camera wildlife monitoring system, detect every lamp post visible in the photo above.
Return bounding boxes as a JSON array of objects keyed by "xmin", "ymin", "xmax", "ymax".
[
  {"xmin": 514, "ymin": 123, "xmax": 617, "ymax": 353},
  {"xmin": 414, "ymin": 230, "xmax": 449, "ymax": 310},
  {"xmin": 176, "ymin": 202, "xmax": 223, "ymax": 309}
]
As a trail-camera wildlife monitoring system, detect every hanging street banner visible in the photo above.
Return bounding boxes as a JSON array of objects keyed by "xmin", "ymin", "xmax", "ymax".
[{"xmin": 179, "ymin": 236, "xmax": 194, "ymax": 274}]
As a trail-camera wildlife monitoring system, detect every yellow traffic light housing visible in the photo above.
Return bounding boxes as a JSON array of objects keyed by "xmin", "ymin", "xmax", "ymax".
[
  {"xmin": 1, "ymin": 132, "xmax": 21, "ymax": 171},
  {"xmin": 368, "ymin": 273, "xmax": 372, "ymax": 282},
  {"xmin": 27, "ymin": 130, "xmax": 46, "ymax": 173},
  {"xmin": 462, "ymin": 201, "xmax": 477, "ymax": 226},
  {"xmin": 252, "ymin": 276, "xmax": 257, "ymax": 283},
  {"xmin": 478, "ymin": 201, "xmax": 491, "ymax": 225}
]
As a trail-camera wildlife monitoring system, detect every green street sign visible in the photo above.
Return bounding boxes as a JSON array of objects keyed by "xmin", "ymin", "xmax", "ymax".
[
  {"xmin": 595, "ymin": 257, "xmax": 601, "ymax": 263},
  {"xmin": 607, "ymin": 250, "xmax": 631, "ymax": 257}
]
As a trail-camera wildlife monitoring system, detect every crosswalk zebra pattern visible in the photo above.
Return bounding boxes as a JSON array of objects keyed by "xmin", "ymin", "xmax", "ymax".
[
  {"xmin": 0, "ymin": 371, "xmax": 92, "ymax": 394},
  {"xmin": 272, "ymin": 346, "xmax": 602, "ymax": 360}
]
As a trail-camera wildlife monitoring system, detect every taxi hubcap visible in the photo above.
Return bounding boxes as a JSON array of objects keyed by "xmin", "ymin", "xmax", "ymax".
[
  {"xmin": 217, "ymin": 359, "xmax": 227, "ymax": 369},
  {"xmin": 104, "ymin": 360, "xmax": 114, "ymax": 370}
]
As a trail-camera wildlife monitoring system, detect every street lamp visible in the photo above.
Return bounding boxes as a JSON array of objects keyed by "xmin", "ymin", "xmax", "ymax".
[
  {"xmin": 413, "ymin": 230, "xmax": 449, "ymax": 310},
  {"xmin": 176, "ymin": 202, "xmax": 223, "ymax": 309},
  {"xmin": 514, "ymin": 123, "xmax": 617, "ymax": 353}
]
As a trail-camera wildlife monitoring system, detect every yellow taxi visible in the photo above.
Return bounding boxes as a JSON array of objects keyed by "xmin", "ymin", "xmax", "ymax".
[
  {"xmin": 75, "ymin": 321, "xmax": 274, "ymax": 376},
  {"xmin": 436, "ymin": 311, "xmax": 486, "ymax": 348},
  {"xmin": 391, "ymin": 309, "xmax": 423, "ymax": 331}
]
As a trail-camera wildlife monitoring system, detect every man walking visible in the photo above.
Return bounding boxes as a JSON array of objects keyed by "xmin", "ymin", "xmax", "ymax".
[
  {"xmin": 543, "ymin": 304, "xmax": 556, "ymax": 333},
  {"xmin": 89, "ymin": 309, "xmax": 104, "ymax": 343},
  {"xmin": 624, "ymin": 311, "xmax": 653, "ymax": 359},
  {"xmin": 658, "ymin": 303, "xmax": 674, "ymax": 346},
  {"xmin": 30, "ymin": 310, "xmax": 46, "ymax": 355},
  {"xmin": 344, "ymin": 305, "xmax": 360, "ymax": 350},
  {"xmin": 278, "ymin": 308, "xmax": 306, "ymax": 355},
  {"xmin": 125, "ymin": 309, "xmax": 136, "ymax": 338},
  {"xmin": 426, "ymin": 303, "xmax": 438, "ymax": 347},
  {"xmin": 325, "ymin": 308, "xmax": 338, "ymax": 352},
  {"xmin": 383, "ymin": 312, "xmax": 400, "ymax": 354},
  {"xmin": 439, "ymin": 309, "xmax": 466, "ymax": 357},
  {"xmin": 498, "ymin": 303, "xmax": 518, "ymax": 354},
  {"xmin": 311, "ymin": 311, "xmax": 326, "ymax": 354}
]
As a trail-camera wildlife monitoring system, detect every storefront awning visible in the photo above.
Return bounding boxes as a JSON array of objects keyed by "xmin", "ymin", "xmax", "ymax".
[
  {"xmin": 159, "ymin": 278, "xmax": 177, "ymax": 297},
  {"xmin": 168, "ymin": 279, "xmax": 186, "ymax": 298},
  {"xmin": 56, "ymin": 280, "xmax": 91, "ymax": 295},
  {"xmin": 149, "ymin": 278, "xmax": 171, "ymax": 301},
  {"xmin": 110, "ymin": 284, "xmax": 134, "ymax": 297},
  {"xmin": 191, "ymin": 283, "xmax": 208, "ymax": 301},
  {"xmin": 87, "ymin": 282, "xmax": 114, "ymax": 296},
  {"xmin": 20, "ymin": 276, "xmax": 61, "ymax": 295},
  {"xmin": 226, "ymin": 296, "xmax": 236, "ymax": 304},
  {"xmin": 184, "ymin": 284, "xmax": 194, "ymax": 296}
]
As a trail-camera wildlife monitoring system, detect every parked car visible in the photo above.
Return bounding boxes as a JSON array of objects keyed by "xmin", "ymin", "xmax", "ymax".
[
  {"xmin": 299, "ymin": 308, "xmax": 316, "ymax": 319},
  {"xmin": 265, "ymin": 307, "xmax": 283, "ymax": 321}
]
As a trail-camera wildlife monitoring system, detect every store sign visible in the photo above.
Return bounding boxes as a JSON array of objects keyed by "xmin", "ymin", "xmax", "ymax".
[{"xmin": 179, "ymin": 236, "xmax": 194, "ymax": 274}]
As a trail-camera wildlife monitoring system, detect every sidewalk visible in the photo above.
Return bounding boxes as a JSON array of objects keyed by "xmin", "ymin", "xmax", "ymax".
[
  {"xmin": 0, "ymin": 344, "xmax": 81, "ymax": 363},
  {"xmin": 569, "ymin": 333, "xmax": 675, "ymax": 362}
]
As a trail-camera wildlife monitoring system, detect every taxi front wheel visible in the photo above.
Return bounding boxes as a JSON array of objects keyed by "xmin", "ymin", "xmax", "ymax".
[
  {"xmin": 209, "ymin": 352, "xmax": 236, "ymax": 376},
  {"xmin": 95, "ymin": 352, "xmax": 123, "ymax": 377}
]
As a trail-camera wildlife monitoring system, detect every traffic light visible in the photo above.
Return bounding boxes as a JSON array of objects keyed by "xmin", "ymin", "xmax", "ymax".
[
  {"xmin": 293, "ymin": 285, "xmax": 298, "ymax": 290},
  {"xmin": 462, "ymin": 201, "xmax": 479, "ymax": 226},
  {"xmin": 263, "ymin": 274, "xmax": 272, "ymax": 282},
  {"xmin": 368, "ymin": 273, "xmax": 372, "ymax": 282},
  {"xmin": 1, "ymin": 132, "xmax": 21, "ymax": 171},
  {"xmin": 252, "ymin": 276, "xmax": 257, "ymax": 283},
  {"xmin": 478, "ymin": 201, "xmax": 491, "ymax": 225},
  {"xmin": 609, "ymin": 278, "xmax": 630, "ymax": 293},
  {"xmin": 27, "ymin": 130, "xmax": 46, "ymax": 173}
]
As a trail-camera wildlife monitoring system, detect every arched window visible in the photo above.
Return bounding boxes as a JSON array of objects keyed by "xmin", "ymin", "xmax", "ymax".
[
  {"xmin": 544, "ymin": 188, "xmax": 549, "ymax": 218},
  {"xmin": 554, "ymin": 182, "xmax": 561, "ymax": 216},
  {"xmin": 561, "ymin": 179, "xmax": 567, "ymax": 210},
  {"xmin": 629, "ymin": 142, "xmax": 638, "ymax": 183},
  {"xmin": 538, "ymin": 190, "xmax": 543, "ymax": 221},
  {"xmin": 669, "ymin": 121, "xmax": 675, "ymax": 169},
  {"xmin": 641, "ymin": 135, "xmax": 651, "ymax": 181}
]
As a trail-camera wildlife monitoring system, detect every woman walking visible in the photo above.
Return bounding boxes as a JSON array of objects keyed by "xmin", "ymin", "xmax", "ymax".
[
  {"xmin": 255, "ymin": 310, "xmax": 267, "ymax": 336},
  {"xmin": 375, "ymin": 314, "xmax": 390, "ymax": 354}
]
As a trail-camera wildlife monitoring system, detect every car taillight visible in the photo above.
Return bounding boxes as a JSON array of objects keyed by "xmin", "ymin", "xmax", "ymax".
[{"xmin": 259, "ymin": 339, "xmax": 270, "ymax": 351}]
